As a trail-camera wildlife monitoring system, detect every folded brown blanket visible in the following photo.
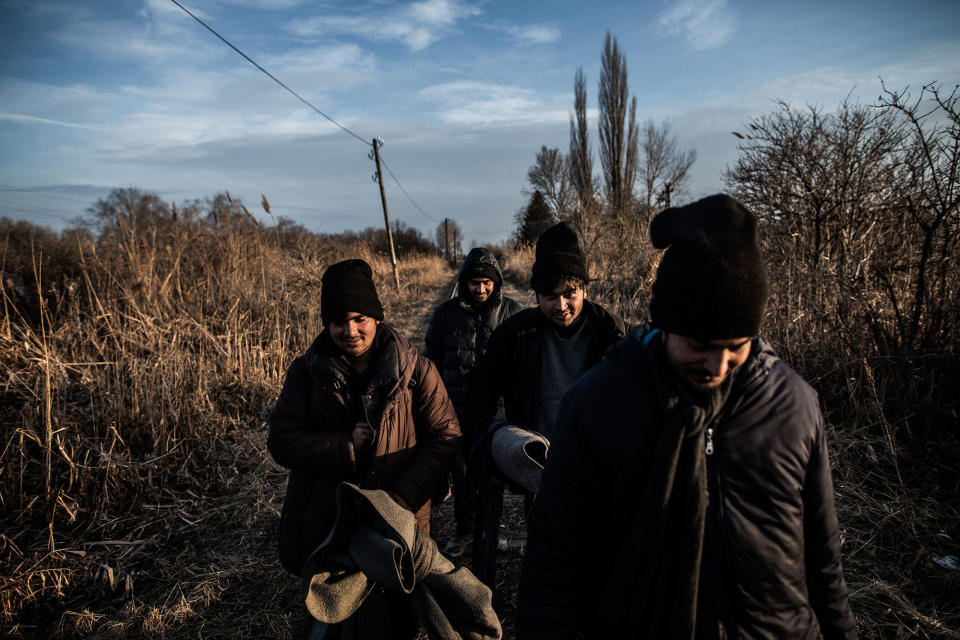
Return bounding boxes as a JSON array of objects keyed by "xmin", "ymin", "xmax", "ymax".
[{"xmin": 303, "ymin": 482, "xmax": 502, "ymax": 640}]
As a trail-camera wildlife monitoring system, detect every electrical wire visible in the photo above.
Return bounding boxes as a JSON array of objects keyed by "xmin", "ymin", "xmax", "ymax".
[
  {"xmin": 168, "ymin": 0, "xmax": 370, "ymax": 146},
  {"xmin": 0, "ymin": 200, "xmax": 74, "ymax": 222},
  {"xmin": 0, "ymin": 184, "xmax": 93, "ymax": 207},
  {"xmin": 170, "ymin": 0, "xmax": 444, "ymax": 231},
  {"xmin": 378, "ymin": 155, "xmax": 442, "ymax": 224},
  {"xmin": 465, "ymin": 229, "xmax": 512, "ymax": 236}
]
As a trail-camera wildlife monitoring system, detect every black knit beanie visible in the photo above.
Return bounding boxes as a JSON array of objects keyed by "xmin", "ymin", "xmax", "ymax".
[
  {"xmin": 459, "ymin": 248, "xmax": 502, "ymax": 290},
  {"xmin": 530, "ymin": 222, "xmax": 589, "ymax": 292},
  {"xmin": 320, "ymin": 259, "xmax": 384, "ymax": 323},
  {"xmin": 649, "ymin": 194, "xmax": 768, "ymax": 339}
]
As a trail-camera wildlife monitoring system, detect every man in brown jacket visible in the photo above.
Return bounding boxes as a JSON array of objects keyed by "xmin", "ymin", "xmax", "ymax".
[{"xmin": 268, "ymin": 258, "xmax": 461, "ymax": 638}]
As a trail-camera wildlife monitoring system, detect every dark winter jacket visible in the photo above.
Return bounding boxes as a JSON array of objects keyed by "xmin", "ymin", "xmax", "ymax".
[
  {"xmin": 462, "ymin": 299, "xmax": 626, "ymax": 446},
  {"xmin": 518, "ymin": 326, "xmax": 857, "ymax": 640},
  {"xmin": 424, "ymin": 248, "xmax": 522, "ymax": 417},
  {"xmin": 268, "ymin": 323, "xmax": 461, "ymax": 575}
]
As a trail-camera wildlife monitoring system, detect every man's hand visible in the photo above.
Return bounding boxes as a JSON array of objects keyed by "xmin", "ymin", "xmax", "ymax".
[
  {"xmin": 388, "ymin": 491, "xmax": 413, "ymax": 512},
  {"xmin": 351, "ymin": 422, "xmax": 374, "ymax": 452}
]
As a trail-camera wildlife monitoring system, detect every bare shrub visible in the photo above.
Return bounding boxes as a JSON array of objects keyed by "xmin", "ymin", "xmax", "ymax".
[{"xmin": 724, "ymin": 84, "xmax": 960, "ymax": 426}]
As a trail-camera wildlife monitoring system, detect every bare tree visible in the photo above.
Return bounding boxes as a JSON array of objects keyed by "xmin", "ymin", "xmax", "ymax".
[
  {"xmin": 598, "ymin": 32, "xmax": 638, "ymax": 216},
  {"xmin": 435, "ymin": 218, "xmax": 463, "ymax": 263},
  {"xmin": 639, "ymin": 119, "xmax": 697, "ymax": 220},
  {"xmin": 569, "ymin": 67, "xmax": 594, "ymax": 212},
  {"xmin": 526, "ymin": 146, "xmax": 575, "ymax": 221}
]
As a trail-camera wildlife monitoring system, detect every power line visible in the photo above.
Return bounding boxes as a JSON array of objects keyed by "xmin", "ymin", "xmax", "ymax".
[
  {"xmin": 465, "ymin": 229, "xmax": 513, "ymax": 236},
  {"xmin": 378, "ymin": 153, "xmax": 442, "ymax": 224},
  {"xmin": 168, "ymin": 0, "xmax": 370, "ymax": 146},
  {"xmin": 0, "ymin": 200, "xmax": 73, "ymax": 222},
  {"xmin": 170, "ymin": 1, "xmax": 442, "ymax": 230},
  {"xmin": 0, "ymin": 184, "xmax": 93, "ymax": 207}
]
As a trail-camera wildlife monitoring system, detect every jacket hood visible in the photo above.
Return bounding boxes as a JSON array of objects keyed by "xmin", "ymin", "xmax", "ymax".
[{"xmin": 457, "ymin": 247, "xmax": 505, "ymax": 298}]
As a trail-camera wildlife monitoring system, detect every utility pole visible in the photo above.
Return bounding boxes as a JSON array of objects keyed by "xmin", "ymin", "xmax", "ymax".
[
  {"xmin": 371, "ymin": 138, "xmax": 401, "ymax": 292},
  {"xmin": 663, "ymin": 181, "xmax": 672, "ymax": 208},
  {"xmin": 444, "ymin": 218, "xmax": 450, "ymax": 263}
]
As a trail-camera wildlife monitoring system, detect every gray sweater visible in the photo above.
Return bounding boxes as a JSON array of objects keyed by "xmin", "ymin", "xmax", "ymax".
[{"xmin": 537, "ymin": 321, "xmax": 594, "ymax": 440}]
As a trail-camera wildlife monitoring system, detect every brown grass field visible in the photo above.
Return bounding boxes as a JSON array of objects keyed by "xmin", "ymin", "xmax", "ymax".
[{"xmin": 1, "ymin": 209, "xmax": 958, "ymax": 638}]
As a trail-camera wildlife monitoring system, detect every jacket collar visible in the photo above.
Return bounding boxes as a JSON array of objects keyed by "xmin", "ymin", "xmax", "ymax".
[
  {"xmin": 305, "ymin": 323, "xmax": 417, "ymax": 394},
  {"xmin": 531, "ymin": 298, "xmax": 622, "ymax": 340},
  {"xmin": 613, "ymin": 324, "xmax": 776, "ymax": 403}
]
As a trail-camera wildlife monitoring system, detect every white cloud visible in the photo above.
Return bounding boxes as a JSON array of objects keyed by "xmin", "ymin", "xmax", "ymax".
[
  {"xmin": 486, "ymin": 22, "xmax": 561, "ymax": 45},
  {"xmin": 0, "ymin": 113, "xmax": 101, "ymax": 131},
  {"xmin": 750, "ymin": 44, "xmax": 960, "ymax": 108},
  {"xmin": 658, "ymin": 0, "xmax": 736, "ymax": 51},
  {"xmin": 761, "ymin": 69, "xmax": 861, "ymax": 104},
  {"xmin": 417, "ymin": 81, "xmax": 567, "ymax": 126},
  {"xmin": 50, "ymin": 15, "xmax": 219, "ymax": 65},
  {"xmin": 141, "ymin": 0, "xmax": 203, "ymax": 21},
  {"xmin": 214, "ymin": 0, "xmax": 309, "ymax": 8},
  {"xmin": 289, "ymin": 0, "xmax": 482, "ymax": 51}
]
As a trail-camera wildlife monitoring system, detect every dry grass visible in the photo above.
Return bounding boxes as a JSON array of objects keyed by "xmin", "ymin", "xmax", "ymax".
[
  {"xmin": 0, "ymin": 211, "xmax": 455, "ymax": 637},
  {"xmin": 1, "ymin": 207, "xmax": 958, "ymax": 638}
]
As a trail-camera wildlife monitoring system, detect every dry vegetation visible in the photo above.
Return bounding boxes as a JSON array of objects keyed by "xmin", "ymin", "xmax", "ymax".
[
  {"xmin": 3, "ymin": 80, "xmax": 960, "ymax": 637},
  {"xmin": 0, "ymin": 194, "xmax": 456, "ymax": 638}
]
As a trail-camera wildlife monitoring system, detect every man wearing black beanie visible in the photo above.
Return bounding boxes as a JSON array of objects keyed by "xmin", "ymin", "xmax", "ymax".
[
  {"xmin": 520, "ymin": 195, "xmax": 857, "ymax": 640},
  {"xmin": 462, "ymin": 222, "xmax": 625, "ymax": 581},
  {"xmin": 268, "ymin": 258, "xmax": 461, "ymax": 638},
  {"xmin": 424, "ymin": 247, "xmax": 523, "ymax": 557}
]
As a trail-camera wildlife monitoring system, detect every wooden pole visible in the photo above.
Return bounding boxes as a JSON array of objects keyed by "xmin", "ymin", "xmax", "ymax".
[
  {"xmin": 444, "ymin": 218, "xmax": 450, "ymax": 263},
  {"xmin": 372, "ymin": 138, "xmax": 401, "ymax": 291}
]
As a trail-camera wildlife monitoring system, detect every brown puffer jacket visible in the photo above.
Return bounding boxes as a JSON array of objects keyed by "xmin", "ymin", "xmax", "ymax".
[{"xmin": 268, "ymin": 323, "xmax": 461, "ymax": 575}]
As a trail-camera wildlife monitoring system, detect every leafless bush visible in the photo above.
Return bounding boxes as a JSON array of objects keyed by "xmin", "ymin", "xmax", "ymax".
[{"xmin": 724, "ymin": 83, "xmax": 960, "ymax": 432}]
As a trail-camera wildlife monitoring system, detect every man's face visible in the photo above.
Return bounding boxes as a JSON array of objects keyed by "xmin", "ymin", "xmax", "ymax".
[
  {"xmin": 328, "ymin": 312, "xmax": 379, "ymax": 358},
  {"xmin": 467, "ymin": 277, "xmax": 495, "ymax": 303},
  {"xmin": 537, "ymin": 282, "xmax": 586, "ymax": 328},
  {"xmin": 664, "ymin": 333, "xmax": 752, "ymax": 393}
]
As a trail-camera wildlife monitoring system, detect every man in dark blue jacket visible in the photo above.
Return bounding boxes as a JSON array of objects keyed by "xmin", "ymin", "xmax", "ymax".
[
  {"xmin": 518, "ymin": 195, "xmax": 857, "ymax": 639},
  {"xmin": 425, "ymin": 247, "xmax": 522, "ymax": 556}
]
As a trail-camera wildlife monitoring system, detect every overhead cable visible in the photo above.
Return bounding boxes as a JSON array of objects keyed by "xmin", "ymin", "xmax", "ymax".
[
  {"xmin": 378, "ymin": 155, "xmax": 442, "ymax": 224},
  {"xmin": 0, "ymin": 184, "xmax": 94, "ymax": 207},
  {"xmin": 170, "ymin": 1, "xmax": 442, "ymax": 230},
  {"xmin": 0, "ymin": 200, "xmax": 73, "ymax": 222},
  {"xmin": 168, "ymin": 0, "xmax": 370, "ymax": 146}
]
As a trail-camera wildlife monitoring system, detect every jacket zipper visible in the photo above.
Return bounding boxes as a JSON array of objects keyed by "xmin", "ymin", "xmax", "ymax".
[
  {"xmin": 705, "ymin": 420, "xmax": 730, "ymax": 639},
  {"xmin": 360, "ymin": 391, "xmax": 377, "ymax": 484}
]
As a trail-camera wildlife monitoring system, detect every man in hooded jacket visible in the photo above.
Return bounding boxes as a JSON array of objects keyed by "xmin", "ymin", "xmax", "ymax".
[
  {"xmin": 425, "ymin": 247, "xmax": 522, "ymax": 556},
  {"xmin": 268, "ymin": 258, "xmax": 461, "ymax": 637},
  {"xmin": 517, "ymin": 195, "xmax": 857, "ymax": 639},
  {"xmin": 463, "ymin": 223, "xmax": 625, "ymax": 446}
]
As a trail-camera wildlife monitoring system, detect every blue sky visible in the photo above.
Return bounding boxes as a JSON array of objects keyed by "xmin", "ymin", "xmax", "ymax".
[{"xmin": 2, "ymin": 0, "xmax": 959, "ymax": 246}]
